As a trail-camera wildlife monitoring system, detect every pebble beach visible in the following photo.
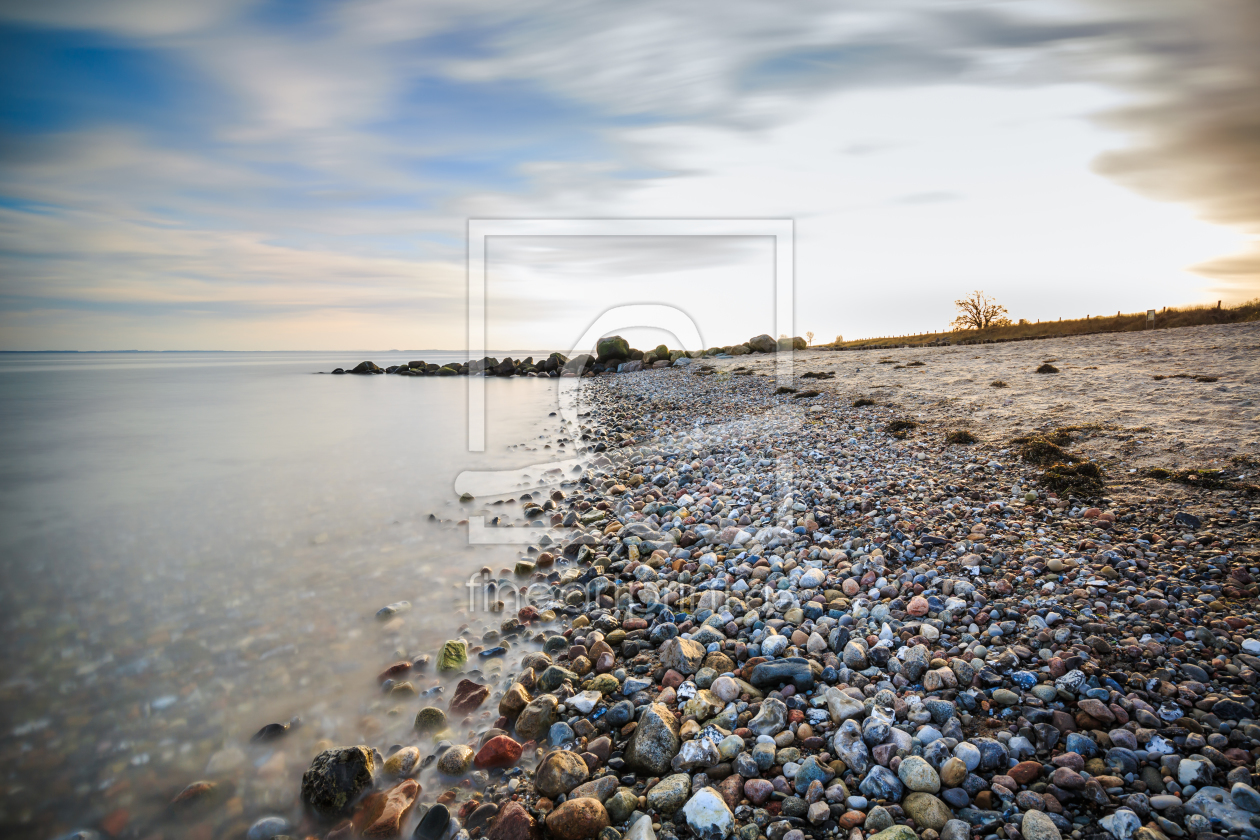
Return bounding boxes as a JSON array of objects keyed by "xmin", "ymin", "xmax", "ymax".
[{"xmin": 60, "ymin": 323, "xmax": 1260, "ymax": 840}]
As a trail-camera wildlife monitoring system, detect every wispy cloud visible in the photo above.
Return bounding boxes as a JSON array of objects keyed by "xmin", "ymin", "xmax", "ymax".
[{"xmin": 0, "ymin": 0, "xmax": 1255, "ymax": 349}]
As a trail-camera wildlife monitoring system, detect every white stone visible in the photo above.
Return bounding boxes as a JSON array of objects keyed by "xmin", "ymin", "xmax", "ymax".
[
  {"xmin": 681, "ymin": 787, "xmax": 735, "ymax": 840},
  {"xmin": 825, "ymin": 687, "xmax": 865, "ymax": 723},
  {"xmin": 1099, "ymin": 810, "xmax": 1140, "ymax": 840},
  {"xmin": 569, "ymin": 690, "xmax": 602, "ymax": 714},
  {"xmin": 624, "ymin": 815, "xmax": 657, "ymax": 840}
]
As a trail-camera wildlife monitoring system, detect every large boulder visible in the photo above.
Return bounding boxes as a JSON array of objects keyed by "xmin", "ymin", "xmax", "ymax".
[
  {"xmin": 747, "ymin": 334, "xmax": 776, "ymax": 353},
  {"xmin": 564, "ymin": 354, "xmax": 595, "ymax": 375},
  {"xmin": 624, "ymin": 703, "xmax": 680, "ymax": 775},
  {"xmin": 301, "ymin": 746, "xmax": 376, "ymax": 818},
  {"xmin": 596, "ymin": 335, "xmax": 631, "ymax": 362}
]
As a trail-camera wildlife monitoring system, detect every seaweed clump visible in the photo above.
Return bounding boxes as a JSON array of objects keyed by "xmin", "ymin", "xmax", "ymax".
[
  {"xmin": 945, "ymin": 430, "xmax": 977, "ymax": 445},
  {"xmin": 906, "ymin": 360, "xmax": 925, "ymax": 367},
  {"xmin": 884, "ymin": 419, "xmax": 918, "ymax": 439},
  {"xmin": 1014, "ymin": 434, "xmax": 1078, "ymax": 466},
  {"xmin": 793, "ymin": 390, "xmax": 821, "ymax": 399},
  {"xmin": 1147, "ymin": 467, "xmax": 1259, "ymax": 493},
  {"xmin": 853, "ymin": 398, "xmax": 876, "ymax": 407},
  {"xmin": 801, "ymin": 370, "xmax": 835, "ymax": 380},
  {"xmin": 1036, "ymin": 363, "xmax": 1060, "ymax": 374},
  {"xmin": 775, "ymin": 386, "xmax": 796, "ymax": 394},
  {"xmin": 990, "ymin": 380, "xmax": 1008, "ymax": 388},
  {"xmin": 1040, "ymin": 461, "xmax": 1105, "ymax": 496}
]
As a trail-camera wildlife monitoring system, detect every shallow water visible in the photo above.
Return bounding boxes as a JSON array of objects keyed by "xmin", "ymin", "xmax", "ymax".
[{"xmin": 0, "ymin": 352, "xmax": 578, "ymax": 839}]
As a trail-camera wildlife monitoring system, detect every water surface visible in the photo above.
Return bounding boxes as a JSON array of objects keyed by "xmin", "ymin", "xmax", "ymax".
[{"xmin": 0, "ymin": 352, "xmax": 577, "ymax": 839}]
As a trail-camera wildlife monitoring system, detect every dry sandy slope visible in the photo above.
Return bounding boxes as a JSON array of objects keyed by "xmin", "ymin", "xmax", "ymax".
[{"xmin": 711, "ymin": 321, "xmax": 1260, "ymax": 475}]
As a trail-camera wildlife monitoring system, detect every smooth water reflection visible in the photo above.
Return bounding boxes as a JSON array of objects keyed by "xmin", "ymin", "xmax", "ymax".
[{"xmin": 0, "ymin": 352, "xmax": 577, "ymax": 839}]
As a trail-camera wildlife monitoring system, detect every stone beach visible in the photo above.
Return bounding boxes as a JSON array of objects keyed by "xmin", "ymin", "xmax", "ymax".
[
  {"xmin": 20, "ymin": 324, "xmax": 1260, "ymax": 840},
  {"xmin": 280, "ymin": 324, "xmax": 1260, "ymax": 840}
]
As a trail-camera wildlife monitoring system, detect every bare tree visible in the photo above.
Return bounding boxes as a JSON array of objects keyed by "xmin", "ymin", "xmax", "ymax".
[
  {"xmin": 834, "ymin": 334, "xmax": 843, "ymax": 344},
  {"xmin": 951, "ymin": 290, "xmax": 1011, "ymax": 331},
  {"xmin": 806, "ymin": 331, "xmax": 814, "ymax": 346}
]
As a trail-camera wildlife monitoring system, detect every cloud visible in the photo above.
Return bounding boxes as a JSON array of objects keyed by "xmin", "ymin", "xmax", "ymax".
[
  {"xmin": 1, "ymin": 0, "xmax": 1257, "ymax": 350},
  {"xmin": 0, "ymin": 0, "xmax": 256, "ymax": 37},
  {"xmin": 1089, "ymin": 0, "xmax": 1260, "ymax": 299}
]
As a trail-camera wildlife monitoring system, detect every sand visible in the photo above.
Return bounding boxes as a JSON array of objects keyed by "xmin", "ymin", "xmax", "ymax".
[{"xmin": 714, "ymin": 321, "xmax": 1260, "ymax": 478}]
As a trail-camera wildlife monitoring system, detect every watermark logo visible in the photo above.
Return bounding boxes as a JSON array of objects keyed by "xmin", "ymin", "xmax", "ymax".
[{"xmin": 456, "ymin": 218, "xmax": 798, "ymax": 582}]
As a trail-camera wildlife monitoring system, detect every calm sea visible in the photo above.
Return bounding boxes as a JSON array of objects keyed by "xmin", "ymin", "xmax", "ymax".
[{"xmin": 0, "ymin": 351, "xmax": 582, "ymax": 839}]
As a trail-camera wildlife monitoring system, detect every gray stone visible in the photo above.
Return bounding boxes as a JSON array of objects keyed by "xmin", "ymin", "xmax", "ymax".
[
  {"xmin": 748, "ymin": 698, "xmax": 788, "ymax": 737},
  {"xmin": 1233, "ymin": 782, "xmax": 1260, "ymax": 814},
  {"xmin": 1185, "ymin": 786, "xmax": 1260, "ymax": 839},
  {"xmin": 625, "ymin": 703, "xmax": 681, "ymax": 776},
  {"xmin": 898, "ymin": 756, "xmax": 941, "ymax": 793},
  {"xmin": 858, "ymin": 765, "xmax": 903, "ymax": 802},
  {"xmin": 646, "ymin": 774, "xmax": 692, "ymax": 815},
  {"xmin": 902, "ymin": 793, "xmax": 951, "ymax": 831},
  {"xmin": 832, "ymin": 719, "xmax": 870, "ymax": 775},
  {"xmin": 1020, "ymin": 810, "xmax": 1062, "ymax": 840},
  {"xmin": 661, "ymin": 638, "xmax": 706, "ymax": 675}
]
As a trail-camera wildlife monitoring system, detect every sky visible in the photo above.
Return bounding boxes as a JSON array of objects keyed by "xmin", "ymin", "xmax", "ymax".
[{"xmin": 0, "ymin": 0, "xmax": 1257, "ymax": 351}]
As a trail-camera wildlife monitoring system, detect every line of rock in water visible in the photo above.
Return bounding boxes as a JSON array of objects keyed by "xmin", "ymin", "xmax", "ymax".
[
  {"xmin": 209, "ymin": 363, "xmax": 1259, "ymax": 840},
  {"xmin": 324, "ymin": 335, "xmax": 812, "ymax": 377}
]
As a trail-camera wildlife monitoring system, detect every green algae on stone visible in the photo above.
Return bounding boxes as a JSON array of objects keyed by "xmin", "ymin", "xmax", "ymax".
[
  {"xmin": 437, "ymin": 639, "xmax": 468, "ymax": 671},
  {"xmin": 414, "ymin": 706, "xmax": 448, "ymax": 734}
]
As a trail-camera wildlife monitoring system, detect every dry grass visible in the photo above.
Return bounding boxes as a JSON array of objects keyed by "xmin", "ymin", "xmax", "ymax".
[{"xmin": 826, "ymin": 298, "xmax": 1260, "ymax": 349}]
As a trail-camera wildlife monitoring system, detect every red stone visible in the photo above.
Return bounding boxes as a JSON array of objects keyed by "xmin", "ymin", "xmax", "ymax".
[
  {"xmin": 475, "ymin": 735, "xmax": 524, "ymax": 769},
  {"xmin": 1051, "ymin": 752, "xmax": 1084, "ymax": 770},
  {"xmin": 101, "ymin": 809, "xmax": 129, "ymax": 837},
  {"xmin": 449, "ymin": 679, "xmax": 490, "ymax": 716},
  {"xmin": 1009, "ymin": 761, "xmax": 1043, "ymax": 785},
  {"xmin": 363, "ymin": 780, "xmax": 419, "ymax": 838},
  {"xmin": 716, "ymin": 773, "xmax": 744, "ymax": 809},
  {"xmin": 377, "ymin": 661, "xmax": 412, "ymax": 683},
  {"xmin": 171, "ymin": 781, "xmax": 217, "ymax": 808}
]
